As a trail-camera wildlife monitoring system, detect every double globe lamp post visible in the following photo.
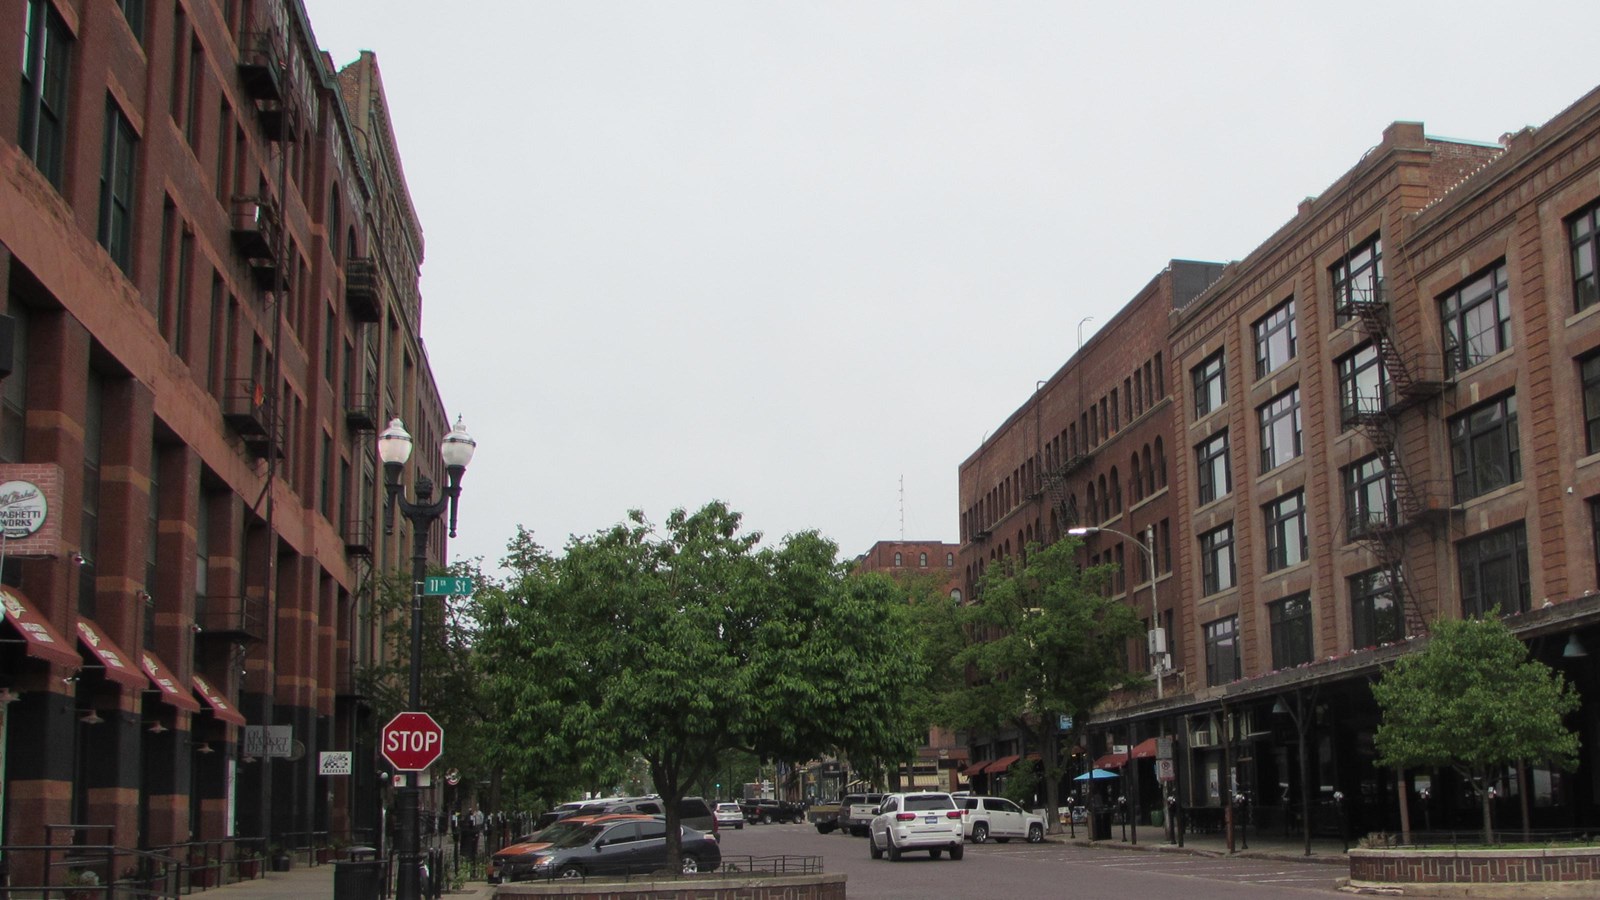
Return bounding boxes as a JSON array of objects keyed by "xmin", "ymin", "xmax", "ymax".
[{"xmin": 379, "ymin": 415, "xmax": 476, "ymax": 900}]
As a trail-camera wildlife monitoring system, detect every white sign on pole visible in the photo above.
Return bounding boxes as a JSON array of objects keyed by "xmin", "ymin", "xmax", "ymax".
[{"xmin": 319, "ymin": 751, "xmax": 352, "ymax": 776}]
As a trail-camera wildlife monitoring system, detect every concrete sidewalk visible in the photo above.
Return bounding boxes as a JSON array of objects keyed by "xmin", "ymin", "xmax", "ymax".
[
  {"xmin": 1054, "ymin": 821, "xmax": 1352, "ymax": 864},
  {"xmin": 197, "ymin": 861, "xmax": 494, "ymax": 900}
]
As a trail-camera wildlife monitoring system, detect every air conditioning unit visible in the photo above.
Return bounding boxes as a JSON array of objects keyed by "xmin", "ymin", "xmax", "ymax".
[{"xmin": 1190, "ymin": 728, "xmax": 1216, "ymax": 748}]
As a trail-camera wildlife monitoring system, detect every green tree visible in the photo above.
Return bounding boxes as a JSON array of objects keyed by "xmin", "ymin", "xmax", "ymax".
[
  {"xmin": 941, "ymin": 539, "xmax": 1140, "ymax": 831},
  {"xmin": 477, "ymin": 502, "xmax": 919, "ymax": 868},
  {"xmin": 1370, "ymin": 615, "xmax": 1581, "ymax": 843}
]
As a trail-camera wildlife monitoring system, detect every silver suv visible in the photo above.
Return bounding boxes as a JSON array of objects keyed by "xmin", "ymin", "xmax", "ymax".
[
  {"xmin": 959, "ymin": 795, "xmax": 1045, "ymax": 843},
  {"xmin": 868, "ymin": 791, "xmax": 964, "ymax": 861}
]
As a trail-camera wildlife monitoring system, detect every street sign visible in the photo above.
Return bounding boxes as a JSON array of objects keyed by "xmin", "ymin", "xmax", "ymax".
[
  {"xmin": 319, "ymin": 751, "xmax": 352, "ymax": 776},
  {"xmin": 445, "ymin": 769, "xmax": 460, "ymax": 786},
  {"xmin": 381, "ymin": 712, "xmax": 444, "ymax": 771},
  {"xmin": 1156, "ymin": 759, "xmax": 1176, "ymax": 783},
  {"xmin": 423, "ymin": 576, "xmax": 473, "ymax": 596}
]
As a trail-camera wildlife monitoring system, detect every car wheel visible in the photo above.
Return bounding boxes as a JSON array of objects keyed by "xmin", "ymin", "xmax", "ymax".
[
  {"xmin": 949, "ymin": 842, "xmax": 965, "ymax": 861},
  {"xmin": 1028, "ymin": 823, "xmax": 1044, "ymax": 843},
  {"xmin": 972, "ymin": 823, "xmax": 989, "ymax": 844},
  {"xmin": 929, "ymin": 849, "xmax": 942, "ymax": 859},
  {"xmin": 557, "ymin": 863, "xmax": 583, "ymax": 879},
  {"xmin": 680, "ymin": 854, "xmax": 702, "ymax": 874},
  {"xmin": 869, "ymin": 832, "xmax": 883, "ymax": 860},
  {"xmin": 887, "ymin": 833, "xmax": 903, "ymax": 862},
  {"xmin": 761, "ymin": 812, "xmax": 772, "ymax": 825}
]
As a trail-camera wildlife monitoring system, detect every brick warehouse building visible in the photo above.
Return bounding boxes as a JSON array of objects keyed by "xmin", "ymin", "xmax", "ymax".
[
  {"xmin": 959, "ymin": 84, "xmax": 1600, "ymax": 838},
  {"xmin": 1, "ymin": 0, "xmax": 453, "ymax": 879}
]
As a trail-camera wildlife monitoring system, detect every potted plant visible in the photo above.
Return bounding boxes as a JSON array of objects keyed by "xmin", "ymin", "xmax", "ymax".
[
  {"xmin": 329, "ymin": 836, "xmax": 351, "ymax": 860},
  {"xmin": 269, "ymin": 844, "xmax": 292, "ymax": 872},
  {"xmin": 188, "ymin": 855, "xmax": 218, "ymax": 889},
  {"xmin": 64, "ymin": 867, "xmax": 100, "ymax": 900},
  {"xmin": 236, "ymin": 847, "xmax": 262, "ymax": 879}
]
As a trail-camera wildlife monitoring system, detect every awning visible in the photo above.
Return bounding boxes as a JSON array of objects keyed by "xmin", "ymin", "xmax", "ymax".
[
  {"xmin": 964, "ymin": 760, "xmax": 992, "ymax": 776},
  {"xmin": 141, "ymin": 651, "xmax": 200, "ymax": 712},
  {"xmin": 76, "ymin": 618, "xmax": 148, "ymax": 689},
  {"xmin": 192, "ymin": 675, "xmax": 246, "ymax": 726},
  {"xmin": 1130, "ymin": 737, "xmax": 1160, "ymax": 759},
  {"xmin": 1093, "ymin": 752, "xmax": 1128, "ymax": 769},
  {"xmin": 0, "ymin": 586, "xmax": 80, "ymax": 668},
  {"xmin": 987, "ymin": 754, "xmax": 1021, "ymax": 773}
]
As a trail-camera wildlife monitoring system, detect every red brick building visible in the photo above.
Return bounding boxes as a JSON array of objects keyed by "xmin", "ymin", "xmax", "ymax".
[
  {"xmin": 1, "ymin": 0, "xmax": 452, "ymax": 877},
  {"xmin": 960, "ymin": 87, "xmax": 1600, "ymax": 836}
]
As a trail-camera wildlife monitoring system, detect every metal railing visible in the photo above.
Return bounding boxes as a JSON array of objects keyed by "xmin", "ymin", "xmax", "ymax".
[{"xmin": 1362, "ymin": 828, "xmax": 1600, "ymax": 849}]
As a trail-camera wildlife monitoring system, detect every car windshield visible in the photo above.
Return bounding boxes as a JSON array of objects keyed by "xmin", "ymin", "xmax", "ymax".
[
  {"xmin": 716, "ymin": 804, "xmax": 739, "ymax": 811},
  {"xmin": 548, "ymin": 824, "xmax": 605, "ymax": 850},
  {"xmin": 904, "ymin": 795, "xmax": 954, "ymax": 811}
]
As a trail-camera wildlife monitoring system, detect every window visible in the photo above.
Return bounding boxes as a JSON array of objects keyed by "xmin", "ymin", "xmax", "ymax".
[
  {"xmin": 1337, "ymin": 343, "xmax": 1387, "ymax": 427},
  {"xmin": 117, "ymin": 0, "xmax": 145, "ymax": 42},
  {"xmin": 1332, "ymin": 235, "xmax": 1384, "ymax": 323},
  {"xmin": 1350, "ymin": 568, "xmax": 1403, "ymax": 648},
  {"xmin": 1264, "ymin": 490, "xmax": 1307, "ymax": 571},
  {"xmin": 1192, "ymin": 351, "xmax": 1226, "ymax": 417},
  {"xmin": 1343, "ymin": 454, "xmax": 1395, "ymax": 539},
  {"xmin": 1203, "ymin": 616, "xmax": 1240, "ymax": 686},
  {"xmin": 98, "ymin": 100, "xmax": 139, "ymax": 273},
  {"xmin": 1458, "ymin": 523, "xmax": 1530, "ymax": 618},
  {"xmin": 1195, "ymin": 430, "xmax": 1230, "ymax": 505},
  {"xmin": 1568, "ymin": 201, "xmax": 1600, "ymax": 313},
  {"xmin": 1199, "ymin": 523, "xmax": 1236, "ymax": 595},
  {"xmin": 945, "ymin": 552, "xmax": 954, "ymax": 566},
  {"xmin": 0, "ymin": 308, "xmax": 27, "ymax": 464},
  {"xmin": 919, "ymin": 552, "xmax": 928, "ymax": 567},
  {"xmin": 1269, "ymin": 593, "xmax": 1313, "ymax": 670},
  {"xmin": 894, "ymin": 552, "xmax": 902, "ymax": 566},
  {"xmin": 1253, "ymin": 298, "xmax": 1297, "ymax": 378},
  {"xmin": 1258, "ymin": 387, "xmax": 1302, "ymax": 472},
  {"xmin": 1440, "ymin": 262, "xmax": 1512, "ymax": 377},
  {"xmin": 19, "ymin": 0, "xmax": 71, "ymax": 187},
  {"xmin": 1450, "ymin": 394, "xmax": 1520, "ymax": 501},
  {"xmin": 1582, "ymin": 351, "xmax": 1600, "ymax": 455},
  {"xmin": 80, "ymin": 372, "xmax": 105, "ymax": 618},
  {"xmin": 1591, "ymin": 499, "xmax": 1600, "ymax": 591}
]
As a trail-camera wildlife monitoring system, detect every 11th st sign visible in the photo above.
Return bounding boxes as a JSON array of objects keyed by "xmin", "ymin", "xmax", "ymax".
[{"xmin": 381, "ymin": 712, "xmax": 444, "ymax": 772}]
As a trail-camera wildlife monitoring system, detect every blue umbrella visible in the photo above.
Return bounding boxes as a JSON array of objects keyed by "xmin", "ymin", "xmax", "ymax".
[{"xmin": 1073, "ymin": 768, "xmax": 1120, "ymax": 780}]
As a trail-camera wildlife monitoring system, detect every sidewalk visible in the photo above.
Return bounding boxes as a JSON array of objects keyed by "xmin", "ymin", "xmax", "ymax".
[
  {"xmin": 1055, "ymin": 822, "xmax": 1352, "ymax": 865},
  {"xmin": 197, "ymin": 862, "xmax": 495, "ymax": 900}
]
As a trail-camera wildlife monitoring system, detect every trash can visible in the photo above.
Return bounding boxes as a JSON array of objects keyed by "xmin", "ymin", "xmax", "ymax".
[
  {"xmin": 333, "ymin": 859, "xmax": 382, "ymax": 900},
  {"xmin": 1089, "ymin": 810, "xmax": 1112, "ymax": 841}
]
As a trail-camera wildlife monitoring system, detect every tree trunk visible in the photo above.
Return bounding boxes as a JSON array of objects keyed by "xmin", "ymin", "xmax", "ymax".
[
  {"xmin": 1043, "ymin": 725, "xmax": 1062, "ymax": 834},
  {"xmin": 1396, "ymin": 767, "xmax": 1411, "ymax": 845},
  {"xmin": 1517, "ymin": 761, "xmax": 1531, "ymax": 841},
  {"xmin": 1479, "ymin": 771, "xmax": 1494, "ymax": 845}
]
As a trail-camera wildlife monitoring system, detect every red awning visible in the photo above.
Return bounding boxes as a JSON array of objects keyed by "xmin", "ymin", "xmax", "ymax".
[
  {"xmin": 76, "ymin": 618, "xmax": 149, "ymax": 689},
  {"xmin": 965, "ymin": 760, "xmax": 992, "ymax": 776},
  {"xmin": 0, "ymin": 586, "xmax": 80, "ymax": 669},
  {"xmin": 141, "ymin": 651, "xmax": 201, "ymax": 712},
  {"xmin": 987, "ymin": 754, "xmax": 1021, "ymax": 773},
  {"xmin": 192, "ymin": 675, "xmax": 246, "ymax": 726},
  {"xmin": 1094, "ymin": 752, "xmax": 1128, "ymax": 769},
  {"xmin": 1130, "ymin": 737, "xmax": 1160, "ymax": 759}
]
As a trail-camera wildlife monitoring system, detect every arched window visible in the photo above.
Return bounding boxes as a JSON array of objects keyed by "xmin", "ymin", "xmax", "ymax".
[
  {"xmin": 894, "ymin": 552, "xmax": 903, "ymax": 566},
  {"xmin": 1154, "ymin": 437, "xmax": 1168, "ymax": 487},
  {"xmin": 1130, "ymin": 454, "xmax": 1143, "ymax": 502},
  {"xmin": 945, "ymin": 552, "xmax": 954, "ymax": 566},
  {"xmin": 950, "ymin": 589, "xmax": 963, "ymax": 603},
  {"xmin": 329, "ymin": 188, "xmax": 342, "ymax": 263},
  {"xmin": 346, "ymin": 226, "xmax": 359, "ymax": 261},
  {"xmin": 1087, "ymin": 483, "xmax": 1098, "ymax": 523},
  {"xmin": 919, "ymin": 552, "xmax": 928, "ymax": 567},
  {"xmin": 1111, "ymin": 467, "xmax": 1122, "ymax": 514},
  {"xmin": 1144, "ymin": 444, "xmax": 1155, "ymax": 495}
]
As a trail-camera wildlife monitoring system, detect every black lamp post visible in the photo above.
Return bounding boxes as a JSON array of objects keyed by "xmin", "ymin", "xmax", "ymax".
[{"xmin": 379, "ymin": 416, "xmax": 476, "ymax": 900}]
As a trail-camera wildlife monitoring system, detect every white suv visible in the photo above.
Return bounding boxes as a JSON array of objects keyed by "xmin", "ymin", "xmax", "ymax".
[
  {"xmin": 868, "ymin": 792, "xmax": 964, "ymax": 861},
  {"xmin": 714, "ymin": 802, "xmax": 744, "ymax": 830},
  {"xmin": 959, "ymin": 795, "xmax": 1045, "ymax": 843}
]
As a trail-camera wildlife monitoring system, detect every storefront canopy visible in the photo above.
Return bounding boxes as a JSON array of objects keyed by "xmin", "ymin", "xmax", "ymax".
[
  {"xmin": 0, "ymin": 586, "xmax": 79, "ymax": 669},
  {"xmin": 77, "ymin": 618, "xmax": 149, "ymax": 689}
]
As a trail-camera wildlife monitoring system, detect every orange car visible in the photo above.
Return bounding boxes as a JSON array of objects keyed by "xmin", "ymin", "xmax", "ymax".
[{"xmin": 489, "ymin": 814, "xmax": 653, "ymax": 884}]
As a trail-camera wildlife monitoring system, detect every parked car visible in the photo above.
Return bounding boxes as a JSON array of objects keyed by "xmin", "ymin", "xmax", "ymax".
[
  {"xmin": 868, "ymin": 792, "xmax": 965, "ymax": 861},
  {"xmin": 714, "ymin": 802, "xmax": 744, "ymax": 830},
  {"xmin": 958, "ymin": 795, "xmax": 1045, "ymax": 843},
  {"xmin": 569, "ymin": 795, "xmax": 718, "ymax": 836},
  {"xmin": 513, "ymin": 819, "xmax": 721, "ymax": 879},
  {"xmin": 841, "ymin": 792, "xmax": 885, "ymax": 837},
  {"xmin": 807, "ymin": 798, "xmax": 843, "ymax": 833},
  {"xmin": 488, "ymin": 813, "xmax": 654, "ymax": 883},
  {"xmin": 739, "ymin": 797, "xmax": 806, "ymax": 824}
]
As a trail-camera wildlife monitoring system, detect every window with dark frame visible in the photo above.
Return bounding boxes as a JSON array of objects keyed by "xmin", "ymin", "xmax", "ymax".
[
  {"xmin": 1332, "ymin": 235, "xmax": 1384, "ymax": 324},
  {"xmin": 1449, "ymin": 393, "xmax": 1521, "ymax": 501},
  {"xmin": 1263, "ymin": 490, "xmax": 1308, "ymax": 572},
  {"xmin": 1195, "ymin": 430, "xmax": 1231, "ymax": 505},
  {"xmin": 1458, "ymin": 523, "xmax": 1530, "ymax": 618},
  {"xmin": 1199, "ymin": 523, "xmax": 1236, "ymax": 595},
  {"xmin": 1204, "ymin": 616, "xmax": 1240, "ymax": 686},
  {"xmin": 1343, "ymin": 454, "xmax": 1395, "ymax": 539},
  {"xmin": 1591, "ymin": 499, "xmax": 1600, "ymax": 591},
  {"xmin": 1269, "ymin": 593, "xmax": 1313, "ymax": 670},
  {"xmin": 98, "ymin": 99, "xmax": 139, "ymax": 273},
  {"xmin": 1581, "ymin": 351, "xmax": 1600, "ymax": 455},
  {"xmin": 19, "ymin": 0, "xmax": 72, "ymax": 188},
  {"xmin": 1258, "ymin": 386, "xmax": 1302, "ymax": 472},
  {"xmin": 1569, "ymin": 200, "xmax": 1600, "ymax": 313},
  {"xmin": 1192, "ymin": 351, "xmax": 1226, "ymax": 418},
  {"xmin": 1253, "ymin": 297, "xmax": 1297, "ymax": 379},
  {"xmin": 1440, "ymin": 261, "xmax": 1512, "ymax": 377},
  {"xmin": 117, "ymin": 0, "xmax": 145, "ymax": 42},
  {"xmin": 1350, "ymin": 568, "xmax": 1403, "ymax": 648},
  {"xmin": 1337, "ymin": 343, "xmax": 1388, "ymax": 428}
]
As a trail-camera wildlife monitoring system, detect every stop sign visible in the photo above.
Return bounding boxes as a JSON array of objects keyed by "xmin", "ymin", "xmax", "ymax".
[{"xmin": 381, "ymin": 712, "xmax": 444, "ymax": 772}]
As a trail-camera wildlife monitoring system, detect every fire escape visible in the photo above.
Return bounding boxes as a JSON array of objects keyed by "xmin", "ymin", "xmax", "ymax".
[
  {"xmin": 1041, "ymin": 445, "xmax": 1093, "ymax": 542},
  {"xmin": 1340, "ymin": 273, "xmax": 1455, "ymax": 638}
]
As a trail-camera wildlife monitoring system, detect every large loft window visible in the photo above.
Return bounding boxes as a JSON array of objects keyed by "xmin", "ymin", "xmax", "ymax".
[
  {"xmin": 98, "ymin": 99, "xmax": 139, "ymax": 274},
  {"xmin": 1458, "ymin": 523, "xmax": 1530, "ymax": 618},
  {"xmin": 1449, "ymin": 393, "xmax": 1520, "ymax": 502},
  {"xmin": 1332, "ymin": 235, "xmax": 1384, "ymax": 324},
  {"xmin": 1440, "ymin": 261, "xmax": 1512, "ymax": 377},
  {"xmin": 1199, "ymin": 522, "xmax": 1236, "ymax": 596},
  {"xmin": 1583, "ymin": 351, "xmax": 1600, "ymax": 455},
  {"xmin": 1263, "ymin": 490, "xmax": 1307, "ymax": 572},
  {"xmin": 1192, "ymin": 351, "xmax": 1226, "ymax": 418},
  {"xmin": 116, "ymin": 0, "xmax": 146, "ymax": 43},
  {"xmin": 19, "ymin": 0, "xmax": 72, "ymax": 188},
  {"xmin": 1252, "ymin": 297, "xmax": 1297, "ymax": 379},
  {"xmin": 1195, "ymin": 429, "xmax": 1231, "ymax": 505},
  {"xmin": 1203, "ymin": 615, "xmax": 1240, "ymax": 686},
  {"xmin": 1337, "ymin": 343, "xmax": 1387, "ymax": 428},
  {"xmin": 1258, "ymin": 386, "xmax": 1302, "ymax": 472},
  {"xmin": 1269, "ymin": 593, "xmax": 1312, "ymax": 670},
  {"xmin": 1343, "ymin": 453, "xmax": 1395, "ymax": 540},
  {"xmin": 1570, "ymin": 200, "xmax": 1600, "ymax": 313},
  {"xmin": 1350, "ymin": 567, "xmax": 1403, "ymax": 648}
]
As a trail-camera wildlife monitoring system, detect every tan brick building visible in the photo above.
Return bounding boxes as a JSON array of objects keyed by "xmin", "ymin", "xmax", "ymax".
[{"xmin": 1, "ymin": 0, "xmax": 453, "ymax": 879}]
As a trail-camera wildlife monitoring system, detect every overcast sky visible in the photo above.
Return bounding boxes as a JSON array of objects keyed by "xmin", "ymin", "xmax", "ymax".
[{"xmin": 300, "ymin": 0, "xmax": 1600, "ymax": 571}]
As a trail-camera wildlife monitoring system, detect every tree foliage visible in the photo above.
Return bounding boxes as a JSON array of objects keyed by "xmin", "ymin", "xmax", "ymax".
[
  {"xmin": 936, "ymin": 539, "xmax": 1141, "ymax": 829},
  {"xmin": 1370, "ymin": 614, "xmax": 1581, "ymax": 841}
]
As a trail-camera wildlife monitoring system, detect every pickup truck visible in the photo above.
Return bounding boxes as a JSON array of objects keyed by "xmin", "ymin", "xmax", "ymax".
[
  {"xmin": 738, "ymin": 798, "xmax": 806, "ymax": 824},
  {"xmin": 807, "ymin": 798, "xmax": 843, "ymax": 833},
  {"xmin": 841, "ymin": 792, "xmax": 885, "ymax": 836}
]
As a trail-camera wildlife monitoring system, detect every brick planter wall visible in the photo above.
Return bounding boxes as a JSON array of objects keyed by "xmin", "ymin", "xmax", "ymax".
[
  {"xmin": 495, "ymin": 873, "xmax": 847, "ymax": 898},
  {"xmin": 1350, "ymin": 848, "xmax": 1600, "ymax": 884}
]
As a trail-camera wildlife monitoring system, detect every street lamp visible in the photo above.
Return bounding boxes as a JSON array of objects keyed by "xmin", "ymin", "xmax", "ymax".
[
  {"xmin": 1066, "ymin": 525, "xmax": 1164, "ymax": 699},
  {"xmin": 380, "ymin": 415, "xmax": 476, "ymax": 900}
]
